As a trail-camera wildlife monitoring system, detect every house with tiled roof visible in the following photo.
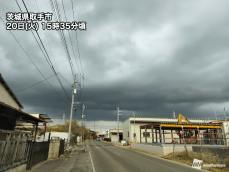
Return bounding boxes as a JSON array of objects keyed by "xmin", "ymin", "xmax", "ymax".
[{"xmin": 0, "ymin": 74, "xmax": 45, "ymax": 130}]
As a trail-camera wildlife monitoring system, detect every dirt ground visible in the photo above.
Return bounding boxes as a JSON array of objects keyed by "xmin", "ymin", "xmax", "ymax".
[{"xmin": 163, "ymin": 151, "xmax": 229, "ymax": 172}]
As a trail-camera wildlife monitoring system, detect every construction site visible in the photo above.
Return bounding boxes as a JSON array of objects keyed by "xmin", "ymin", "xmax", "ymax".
[{"xmin": 123, "ymin": 114, "xmax": 229, "ymax": 156}]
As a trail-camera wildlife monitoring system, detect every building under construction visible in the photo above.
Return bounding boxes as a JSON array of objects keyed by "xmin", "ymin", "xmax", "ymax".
[{"xmin": 123, "ymin": 114, "xmax": 229, "ymax": 146}]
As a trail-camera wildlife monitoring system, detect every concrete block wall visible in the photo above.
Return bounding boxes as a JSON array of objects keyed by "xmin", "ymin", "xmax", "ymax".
[
  {"xmin": 48, "ymin": 140, "xmax": 60, "ymax": 160},
  {"xmin": 132, "ymin": 143, "xmax": 164, "ymax": 155},
  {"xmin": 131, "ymin": 143, "xmax": 192, "ymax": 156},
  {"xmin": 163, "ymin": 146, "xmax": 192, "ymax": 155}
]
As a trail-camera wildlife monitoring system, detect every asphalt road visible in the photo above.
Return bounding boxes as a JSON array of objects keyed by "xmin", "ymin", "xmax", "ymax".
[
  {"xmin": 88, "ymin": 140, "xmax": 205, "ymax": 172},
  {"xmin": 32, "ymin": 140, "xmax": 206, "ymax": 172}
]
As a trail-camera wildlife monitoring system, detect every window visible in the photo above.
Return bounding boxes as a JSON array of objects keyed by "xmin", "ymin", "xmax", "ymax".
[
  {"xmin": 143, "ymin": 132, "xmax": 150, "ymax": 137},
  {"xmin": 127, "ymin": 132, "xmax": 129, "ymax": 137}
]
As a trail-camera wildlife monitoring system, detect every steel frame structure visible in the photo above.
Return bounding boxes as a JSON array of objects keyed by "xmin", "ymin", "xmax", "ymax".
[{"xmin": 139, "ymin": 123, "xmax": 225, "ymax": 145}]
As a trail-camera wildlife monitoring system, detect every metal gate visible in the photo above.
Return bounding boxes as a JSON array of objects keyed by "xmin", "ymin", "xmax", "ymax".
[
  {"xmin": 59, "ymin": 139, "xmax": 65, "ymax": 157},
  {"xmin": 27, "ymin": 141, "xmax": 50, "ymax": 169}
]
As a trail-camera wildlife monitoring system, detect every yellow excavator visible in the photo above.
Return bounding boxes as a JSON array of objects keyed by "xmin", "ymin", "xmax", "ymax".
[
  {"xmin": 178, "ymin": 114, "xmax": 191, "ymax": 123},
  {"xmin": 178, "ymin": 114, "xmax": 196, "ymax": 143}
]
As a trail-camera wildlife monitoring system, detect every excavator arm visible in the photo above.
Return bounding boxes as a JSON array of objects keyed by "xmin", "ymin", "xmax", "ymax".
[{"xmin": 178, "ymin": 114, "xmax": 191, "ymax": 123}]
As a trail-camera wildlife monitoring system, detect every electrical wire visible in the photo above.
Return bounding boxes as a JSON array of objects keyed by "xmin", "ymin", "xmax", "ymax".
[
  {"xmin": 49, "ymin": 0, "xmax": 77, "ymax": 79},
  {"xmin": 53, "ymin": 107, "xmax": 71, "ymax": 115},
  {"xmin": 84, "ymin": 88, "xmax": 106, "ymax": 103},
  {"xmin": 20, "ymin": 0, "xmax": 71, "ymax": 101},
  {"xmin": 53, "ymin": 0, "xmax": 86, "ymax": 122},
  {"xmin": 69, "ymin": 1, "xmax": 86, "ymax": 123},
  {"xmin": 61, "ymin": 0, "xmax": 81, "ymax": 75},
  {"xmin": 71, "ymin": 0, "xmax": 84, "ymax": 75},
  {"xmin": 34, "ymin": 0, "xmax": 60, "ymax": 74},
  {"xmin": 58, "ymin": 73, "xmax": 72, "ymax": 86},
  {"xmin": 0, "ymin": 16, "xmax": 69, "ymax": 106},
  {"xmin": 15, "ymin": 74, "xmax": 56, "ymax": 93},
  {"xmin": 18, "ymin": 87, "xmax": 71, "ymax": 101}
]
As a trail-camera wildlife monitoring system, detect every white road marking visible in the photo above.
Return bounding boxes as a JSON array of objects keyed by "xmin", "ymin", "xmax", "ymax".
[{"xmin": 89, "ymin": 150, "xmax": 96, "ymax": 172}]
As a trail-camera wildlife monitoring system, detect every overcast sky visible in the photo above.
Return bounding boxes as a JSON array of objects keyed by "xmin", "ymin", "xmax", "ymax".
[{"xmin": 1, "ymin": 0, "xmax": 229, "ymax": 131}]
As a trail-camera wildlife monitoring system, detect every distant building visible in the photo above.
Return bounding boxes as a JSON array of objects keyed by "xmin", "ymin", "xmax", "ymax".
[
  {"xmin": 37, "ymin": 132, "xmax": 73, "ymax": 142},
  {"xmin": 123, "ymin": 117, "xmax": 216, "ymax": 143},
  {"xmin": 106, "ymin": 129, "xmax": 123, "ymax": 142}
]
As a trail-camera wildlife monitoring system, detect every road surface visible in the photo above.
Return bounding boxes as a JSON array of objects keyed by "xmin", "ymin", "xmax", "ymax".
[
  {"xmin": 32, "ymin": 140, "xmax": 205, "ymax": 172},
  {"xmin": 88, "ymin": 140, "xmax": 203, "ymax": 172}
]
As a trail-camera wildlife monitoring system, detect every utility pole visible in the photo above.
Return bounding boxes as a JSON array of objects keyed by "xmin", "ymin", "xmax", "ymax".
[
  {"xmin": 89, "ymin": 128, "xmax": 90, "ymax": 140},
  {"xmin": 134, "ymin": 112, "xmax": 136, "ymax": 143},
  {"xmin": 68, "ymin": 74, "xmax": 76, "ymax": 147},
  {"xmin": 117, "ymin": 107, "xmax": 119, "ymax": 142},
  {"xmin": 81, "ymin": 104, "xmax": 85, "ymax": 142},
  {"xmin": 117, "ymin": 107, "xmax": 122, "ymax": 142}
]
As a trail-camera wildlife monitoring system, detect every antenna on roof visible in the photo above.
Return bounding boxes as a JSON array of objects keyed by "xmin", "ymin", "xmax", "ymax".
[
  {"xmin": 173, "ymin": 111, "xmax": 176, "ymax": 118},
  {"xmin": 63, "ymin": 113, "xmax": 65, "ymax": 124}
]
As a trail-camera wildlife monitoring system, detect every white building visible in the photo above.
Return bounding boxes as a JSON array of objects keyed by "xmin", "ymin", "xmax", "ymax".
[
  {"xmin": 123, "ymin": 117, "xmax": 216, "ymax": 143},
  {"xmin": 37, "ymin": 132, "xmax": 73, "ymax": 142},
  {"xmin": 106, "ymin": 129, "xmax": 123, "ymax": 142}
]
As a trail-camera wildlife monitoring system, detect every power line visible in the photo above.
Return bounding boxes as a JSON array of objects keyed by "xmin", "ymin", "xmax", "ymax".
[
  {"xmin": 20, "ymin": 0, "xmax": 71, "ymax": 101},
  {"xmin": 34, "ymin": 0, "xmax": 60, "ymax": 74},
  {"xmin": 15, "ymin": 73, "xmax": 71, "ymax": 94},
  {"xmin": 49, "ymin": 0, "xmax": 76, "ymax": 79},
  {"xmin": 61, "ymin": 0, "xmax": 81, "ymax": 75},
  {"xmin": 52, "ymin": 0, "xmax": 85, "ymax": 120},
  {"xmin": 58, "ymin": 73, "xmax": 72, "ymax": 86},
  {"xmin": 84, "ymin": 88, "xmax": 106, "ymax": 103},
  {"xmin": 71, "ymin": 0, "xmax": 84, "ymax": 75},
  {"xmin": 18, "ymin": 87, "xmax": 71, "ymax": 101},
  {"xmin": 15, "ymin": 74, "xmax": 56, "ymax": 93},
  {"xmin": 69, "ymin": 0, "xmax": 86, "ymax": 120},
  {"xmin": 15, "ymin": 0, "xmax": 23, "ymax": 11},
  {"xmin": 0, "ymin": 16, "xmax": 69, "ymax": 106},
  {"xmin": 54, "ymin": 107, "xmax": 71, "ymax": 115}
]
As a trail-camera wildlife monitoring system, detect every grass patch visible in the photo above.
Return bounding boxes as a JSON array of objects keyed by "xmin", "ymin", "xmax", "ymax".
[
  {"xmin": 126, "ymin": 147, "xmax": 228, "ymax": 171},
  {"xmin": 163, "ymin": 151, "xmax": 229, "ymax": 172}
]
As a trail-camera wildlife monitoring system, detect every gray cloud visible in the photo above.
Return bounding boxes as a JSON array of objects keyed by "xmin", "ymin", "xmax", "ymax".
[{"xmin": 1, "ymin": 0, "xmax": 229, "ymax": 124}]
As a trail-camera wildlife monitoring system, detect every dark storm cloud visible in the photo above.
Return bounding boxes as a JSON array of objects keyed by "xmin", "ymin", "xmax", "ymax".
[{"xmin": 1, "ymin": 0, "xmax": 229, "ymax": 124}]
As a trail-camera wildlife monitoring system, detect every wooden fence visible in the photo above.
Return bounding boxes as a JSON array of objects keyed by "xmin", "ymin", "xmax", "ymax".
[{"xmin": 0, "ymin": 130, "xmax": 32, "ymax": 171}]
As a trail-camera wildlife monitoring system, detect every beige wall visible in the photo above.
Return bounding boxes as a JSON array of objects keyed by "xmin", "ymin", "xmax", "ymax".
[
  {"xmin": 0, "ymin": 82, "xmax": 19, "ymax": 109},
  {"xmin": 111, "ymin": 134, "xmax": 118, "ymax": 142},
  {"xmin": 131, "ymin": 143, "xmax": 192, "ymax": 156},
  {"xmin": 123, "ymin": 119, "xmax": 130, "ymax": 141},
  {"xmin": 48, "ymin": 140, "xmax": 60, "ymax": 160}
]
